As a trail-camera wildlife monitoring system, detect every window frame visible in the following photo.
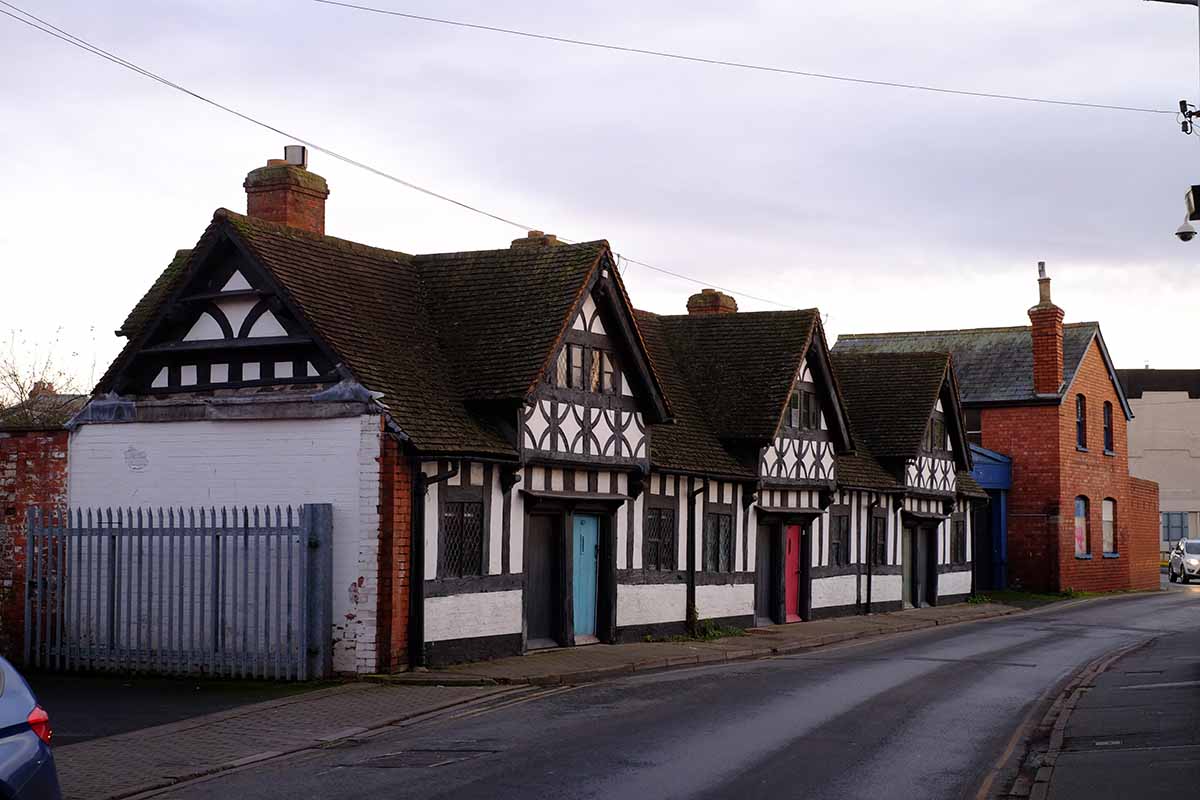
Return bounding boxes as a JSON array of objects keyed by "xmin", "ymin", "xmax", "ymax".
[
  {"xmin": 439, "ymin": 498, "xmax": 485, "ymax": 578},
  {"xmin": 1162, "ymin": 512, "xmax": 1189, "ymax": 542},
  {"xmin": 1074, "ymin": 495, "xmax": 1091, "ymax": 557},
  {"xmin": 830, "ymin": 506, "xmax": 852, "ymax": 567},
  {"xmin": 1075, "ymin": 394, "xmax": 1087, "ymax": 450},
  {"xmin": 643, "ymin": 505, "xmax": 678, "ymax": 572},
  {"xmin": 1102, "ymin": 498, "xmax": 1117, "ymax": 555},
  {"xmin": 951, "ymin": 514, "xmax": 967, "ymax": 565},
  {"xmin": 965, "ymin": 408, "xmax": 982, "ymax": 447},
  {"xmin": 702, "ymin": 511, "xmax": 736, "ymax": 573},
  {"xmin": 869, "ymin": 509, "xmax": 888, "ymax": 567},
  {"xmin": 1103, "ymin": 401, "xmax": 1114, "ymax": 453}
]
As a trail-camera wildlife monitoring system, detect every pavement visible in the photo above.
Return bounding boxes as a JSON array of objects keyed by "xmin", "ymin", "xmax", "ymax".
[{"xmin": 1032, "ymin": 580, "xmax": 1200, "ymax": 799}]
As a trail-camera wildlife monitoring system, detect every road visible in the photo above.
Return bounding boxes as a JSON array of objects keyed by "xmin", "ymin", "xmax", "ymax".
[{"xmin": 143, "ymin": 581, "xmax": 1200, "ymax": 800}]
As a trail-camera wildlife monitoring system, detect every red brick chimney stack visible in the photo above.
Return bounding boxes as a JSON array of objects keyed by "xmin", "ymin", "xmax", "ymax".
[
  {"xmin": 686, "ymin": 288, "xmax": 738, "ymax": 316},
  {"xmin": 244, "ymin": 147, "xmax": 330, "ymax": 235},
  {"xmin": 1028, "ymin": 261, "xmax": 1065, "ymax": 396}
]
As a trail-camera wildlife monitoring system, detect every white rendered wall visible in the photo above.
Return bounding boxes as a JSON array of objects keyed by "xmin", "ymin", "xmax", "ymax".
[
  {"xmin": 695, "ymin": 583, "xmax": 753, "ymax": 619},
  {"xmin": 67, "ymin": 415, "xmax": 382, "ymax": 674},
  {"xmin": 811, "ymin": 574, "xmax": 858, "ymax": 609},
  {"xmin": 617, "ymin": 584, "xmax": 687, "ymax": 626},
  {"xmin": 939, "ymin": 570, "xmax": 972, "ymax": 596},
  {"xmin": 871, "ymin": 574, "xmax": 903, "ymax": 603},
  {"xmin": 424, "ymin": 591, "xmax": 523, "ymax": 642}
]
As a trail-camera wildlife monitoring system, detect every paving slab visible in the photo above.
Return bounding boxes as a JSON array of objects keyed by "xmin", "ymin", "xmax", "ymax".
[{"xmin": 53, "ymin": 682, "xmax": 501, "ymax": 800}]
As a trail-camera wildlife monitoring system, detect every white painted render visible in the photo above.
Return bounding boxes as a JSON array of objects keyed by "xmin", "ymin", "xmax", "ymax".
[
  {"xmin": 811, "ymin": 575, "xmax": 859, "ymax": 609},
  {"xmin": 67, "ymin": 414, "xmax": 383, "ymax": 674},
  {"xmin": 939, "ymin": 570, "xmax": 972, "ymax": 596},
  {"xmin": 617, "ymin": 584, "xmax": 687, "ymax": 626},
  {"xmin": 695, "ymin": 583, "xmax": 754, "ymax": 619},
  {"xmin": 424, "ymin": 591, "xmax": 523, "ymax": 642},
  {"xmin": 871, "ymin": 574, "xmax": 903, "ymax": 603},
  {"xmin": 222, "ymin": 270, "xmax": 252, "ymax": 292}
]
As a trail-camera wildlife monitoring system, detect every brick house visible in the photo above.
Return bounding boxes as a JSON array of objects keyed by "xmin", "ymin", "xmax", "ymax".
[
  {"xmin": 835, "ymin": 268, "xmax": 1159, "ymax": 594},
  {"xmin": 0, "ymin": 385, "xmax": 85, "ymax": 656}
]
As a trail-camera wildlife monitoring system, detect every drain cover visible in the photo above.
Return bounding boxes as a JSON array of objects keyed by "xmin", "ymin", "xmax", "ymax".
[{"xmin": 359, "ymin": 749, "xmax": 496, "ymax": 768}]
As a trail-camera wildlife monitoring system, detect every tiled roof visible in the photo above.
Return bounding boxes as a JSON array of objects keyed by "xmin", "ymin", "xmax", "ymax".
[
  {"xmin": 1117, "ymin": 369, "xmax": 1200, "ymax": 399},
  {"xmin": 116, "ymin": 249, "xmax": 192, "ymax": 337},
  {"xmin": 957, "ymin": 470, "xmax": 988, "ymax": 498},
  {"xmin": 651, "ymin": 310, "xmax": 819, "ymax": 442},
  {"xmin": 836, "ymin": 438, "xmax": 901, "ymax": 492},
  {"xmin": 635, "ymin": 311, "xmax": 754, "ymax": 478},
  {"xmin": 831, "ymin": 351, "xmax": 950, "ymax": 461},
  {"xmin": 834, "ymin": 324, "xmax": 1099, "ymax": 404}
]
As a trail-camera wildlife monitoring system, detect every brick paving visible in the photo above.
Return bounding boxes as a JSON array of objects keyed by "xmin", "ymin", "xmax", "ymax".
[
  {"xmin": 53, "ymin": 682, "xmax": 500, "ymax": 800},
  {"xmin": 392, "ymin": 602, "xmax": 1022, "ymax": 685}
]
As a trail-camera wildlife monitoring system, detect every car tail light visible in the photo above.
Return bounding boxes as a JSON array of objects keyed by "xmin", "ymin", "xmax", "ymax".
[{"xmin": 27, "ymin": 706, "xmax": 52, "ymax": 745}]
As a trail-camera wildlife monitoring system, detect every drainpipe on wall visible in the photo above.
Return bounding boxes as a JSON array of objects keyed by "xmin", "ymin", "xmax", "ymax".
[
  {"xmin": 408, "ymin": 459, "xmax": 460, "ymax": 670},
  {"xmin": 687, "ymin": 477, "xmax": 708, "ymax": 635}
]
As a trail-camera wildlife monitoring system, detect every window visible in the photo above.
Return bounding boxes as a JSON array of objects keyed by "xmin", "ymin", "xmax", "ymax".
[
  {"xmin": 568, "ymin": 344, "xmax": 585, "ymax": 389},
  {"xmin": 1074, "ymin": 496, "xmax": 1090, "ymax": 556},
  {"xmin": 951, "ymin": 517, "xmax": 967, "ymax": 565},
  {"xmin": 599, "ymin": 351, "xmax": 617, "ymax": 394},
  {"xmin": 830, "ymin": 510, "xmax": 851, "ymax": 567},
  {"xmin": 702, "ymin": 513, "xmax": 735, "ymax": 572},
  {"xmin": 1186, "ymin": 541, "xmax": 1200, "ymax": 556},
  {"xmin": 441, "ymin": 501, "xmax": 484, "ymax": 577},
  {"xmin": 965, "ymin": 408, "xmax": 982, "ymax": 446},
  {"xmin": 788, "ymin": 388, "xmax": 820, "ymax": 430},
  {"xmin": 870, "ymin": 512, "xmax": 887, "ymax": 566},
  {"xmin": 644, "ymin": 508, "xmax": 677, "ymax": 571},
  {"xmin": 1102, "ymin": 499, "xmax": 1117, "ymax": 555},
  {"xmin": 1162, "ymin": 512, "xmax": 1189, "ymax": 542},
  {"xmin": 924, "ymin": 414, "xmax": 947, "ymax": 452},
  {"xmin": 1103, "ymin": 402, "xmax": 1114, "ymax": 453},
  {"xmin": 556, "ymin": 344, "xmax": 617, "ymax": 394},
  {"xmin": 1075, "ymin": 395, "xmax": 1087, "ymax": 450}
]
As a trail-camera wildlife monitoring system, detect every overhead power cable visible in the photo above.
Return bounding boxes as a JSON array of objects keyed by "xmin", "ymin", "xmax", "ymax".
[
  {"xmin": 0, "ymin": 0, "xmax": 791, "ymax": 309},
  {"xmin": 313, "ymin": 0, "xmax": 1175, "ymax": 116}
]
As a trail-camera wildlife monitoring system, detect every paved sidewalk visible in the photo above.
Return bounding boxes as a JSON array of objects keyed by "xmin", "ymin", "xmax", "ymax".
[
  {"xmin": 381, "ymin": 602, "xmax": 1020, "ymax": 686},
  {"xmin": 53, "ymin": 682, "xmax": 502, "ymax": 800}
]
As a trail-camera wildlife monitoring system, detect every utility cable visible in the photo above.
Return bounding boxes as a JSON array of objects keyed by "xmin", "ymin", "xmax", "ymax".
[{"xmin": 314, "ymin": 0, "xmax": 1176, "ymax": 116}]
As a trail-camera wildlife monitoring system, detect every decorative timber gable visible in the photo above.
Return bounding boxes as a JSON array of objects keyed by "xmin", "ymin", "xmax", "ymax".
[
  {"xmin": 103, "ymin": 225, "xmax": 336, "ymax": 396},
  {"xmin": 760, "ymin": 355, "xmax": 836, "ymax": 486},
  {"xmin": 520, "ymin": 266, "xmax": 662, "ymax": 468},
  {"xmin": 905, "ymin": 373, "xmax": 971, "ymax": 496}
]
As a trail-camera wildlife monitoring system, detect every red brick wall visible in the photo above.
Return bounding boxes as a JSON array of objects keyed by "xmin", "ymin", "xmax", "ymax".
[
  {"xmin": 376, "ymin": 430, "xmax": 412, "ymax": 672},
  {"xmin": 1128, "ymin": 477, "xmax": 1161, "ymax": 591},
  {"xmin": 0, "ymin": 429, "xmax": 69, "ymax": 660},
  {"xmin": 980, "ymin": 339, "xmax": 1149, "ymax": 593},
  {"xmin": 981, "ymin": 404, "xmax": 1061, "ymax": 591}
]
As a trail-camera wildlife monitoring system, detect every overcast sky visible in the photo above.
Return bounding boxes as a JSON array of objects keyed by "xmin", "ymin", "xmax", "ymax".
[{"xmin": 2, "ymin": 0, "xmax": 1199, "ymax": 390}]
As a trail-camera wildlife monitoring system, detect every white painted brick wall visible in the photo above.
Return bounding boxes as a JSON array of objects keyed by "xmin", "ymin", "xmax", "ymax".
[
  {"xmin": 68, "ymin": 415, "xmax": 383, "ymax": 674},
  {"xmin": 939, "ymin": 570, "xmax": 972, "ymax": 596},
  {"xmin": 695, "ymin": 583, "xmax": 753, "ymax": 619},
  {"xmin": 811, "ymin": 574, "xmax": 858, "ymax": 609},
  {"xmin": 424, "ymin": 591, "xmax": 522, "ymax": 641},
  {"xmin": 617, "ymin": 583, "xmax": 686, "ymax": 626}
]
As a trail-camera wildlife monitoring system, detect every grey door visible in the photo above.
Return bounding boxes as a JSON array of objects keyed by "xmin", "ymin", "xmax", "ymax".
[
  {"xmin": 755, "ymin": 524, "xmax": 774, "ymax": 626},
  {"xmin": 526, "ymin": 514, "xmax": 561, "ymax": 649}
]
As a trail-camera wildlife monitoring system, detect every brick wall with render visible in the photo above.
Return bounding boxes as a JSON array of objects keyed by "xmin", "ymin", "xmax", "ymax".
[
  {"xmin": 375, "ymin": 430, "xmax": 411, "ymax": 672},
  {"xmin": 0, "ymin": 429, "xmax": 69, "ymax": 659}
]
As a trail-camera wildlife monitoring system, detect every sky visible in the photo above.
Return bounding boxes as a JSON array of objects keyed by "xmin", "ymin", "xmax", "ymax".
[{"xmin": 2, "ymin": 0, "xmax": 1200, "ymax": 391}]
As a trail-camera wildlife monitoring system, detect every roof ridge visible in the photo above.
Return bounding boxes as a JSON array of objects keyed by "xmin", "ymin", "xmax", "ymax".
[
  {"xmin": 838, "ymin": 321, "xmax": 1098, "ymax": 339},
  {"xmin": 216, "ymin": 208, "xmax": 414, "ymax": 264},
  {"xmin": 414, "ymin": 240, "xmax": 609, "ymax": 262},
  {"xmin": 654, "ymin": 308, "xmax": 820, "ymax": 321}
]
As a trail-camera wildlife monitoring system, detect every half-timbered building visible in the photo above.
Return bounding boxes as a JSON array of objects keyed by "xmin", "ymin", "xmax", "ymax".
[{"xmin": 65, "ymin": 150, "xmax": 989, "ymax": 674}]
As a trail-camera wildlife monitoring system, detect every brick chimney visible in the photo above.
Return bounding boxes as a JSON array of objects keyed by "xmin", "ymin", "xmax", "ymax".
[
  {"xmin": 1028, "ymin": 262, "xmax": 1064, "ymax": 396},
  {"xmin": 511, "ymin": 230, "xmax": 559, "ymax": 249},
  {"xmin": 244, "ymin": 147, "xmax": 329, "ymax": 235},
  {"xmin": 687, "ymin": 288, "xmax": 738, "ymax": 316}
]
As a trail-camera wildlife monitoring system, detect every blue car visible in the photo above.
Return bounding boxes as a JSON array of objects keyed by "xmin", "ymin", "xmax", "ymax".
[{"xmin": 0, "ymin": 658, "xmax": 60, "ymax": 799}]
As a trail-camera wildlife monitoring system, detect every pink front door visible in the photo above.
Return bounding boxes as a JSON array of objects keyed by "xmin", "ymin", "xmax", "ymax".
[{"xmin": 785, "ymin": 525, "xmax": 802, "ymax": 622}]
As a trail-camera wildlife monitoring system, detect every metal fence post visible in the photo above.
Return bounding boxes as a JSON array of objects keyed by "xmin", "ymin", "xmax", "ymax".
[{"xmin": 303, "ymin": 503, "xmax": 333, "ymax": 679}]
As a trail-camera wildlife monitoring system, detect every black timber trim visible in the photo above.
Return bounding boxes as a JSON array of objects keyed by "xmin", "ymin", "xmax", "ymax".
[
  {"xmin": 936, "ymin": 564, "xmax": 974, "ymax": 575},
  {"xmin": 810, "ymin": 564, "xmax": 861, "ymax": 580},
  {"xmin": 424, "ymin": 632, "xmax": 523, "ymax": 668},
  {"xmin": 618, "ymin": 569, "xmax": 688, "ymax": 585},
  {"xmin": 615, "ymin": 620, "xmax": 688, "ymax": 642},
  {"xmin": 807, "ymin": 603, "xmax": 862, "ymax": 621},
  {"xmin": 938, "ymin": 368, "xmax": 974, "ymax": 473},
  {"xmin": 694, "ymin": 571, "xmax": 756, "ymax": 586},
  {"xmin": 802, "ymin": 322, "xmax": 854, "ymax": 454},
  {"xmin": 938, "ymin": 593, "xmax": 971, "ymax": 606},
  {"xmin": 424, "ymin": 574, "xmax": 524, "ymax": 597}
]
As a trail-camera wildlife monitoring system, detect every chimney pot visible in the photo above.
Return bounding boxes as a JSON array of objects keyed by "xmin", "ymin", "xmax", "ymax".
[
  {"xmin": 511, "ymin": 230, "xmax": 559, "ymax": 249},
  {"xmin": 686, "ymin": 288, "xmax": 738, "ymax": 316},
  {"xmin": 244, "ymin": 147, "xmax": 329, "ymax": 235}
]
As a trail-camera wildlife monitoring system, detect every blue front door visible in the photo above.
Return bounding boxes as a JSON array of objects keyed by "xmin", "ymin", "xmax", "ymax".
[{"xmin": 572, "ymin": 515, "xmax": 599, "ymax": 638}]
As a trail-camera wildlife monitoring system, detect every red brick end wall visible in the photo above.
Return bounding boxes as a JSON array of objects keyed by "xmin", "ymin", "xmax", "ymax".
[
  {"xmin": 981, "ymin": 339, "xmax": 1146, "ymax": 593},
  {"xmin": 1128, "ymin": 477, "xmax": 1161, "ymax": 591},
  {"xmin": 0, "ymin": 430, "xmax": 69, "ymax": 660},
  {"xmin": 376, "ymin": 430, "xmax": 412, "ymax": 672}
]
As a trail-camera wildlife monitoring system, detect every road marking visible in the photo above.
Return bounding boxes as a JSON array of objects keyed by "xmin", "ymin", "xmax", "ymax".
[{"xmin": 1119, "ymin": 679, "xmax": 1200, "ymax": 691}]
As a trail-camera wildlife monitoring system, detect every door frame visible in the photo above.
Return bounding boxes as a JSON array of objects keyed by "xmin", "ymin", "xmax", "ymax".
[
  {"xmin": 521, "ymin": 496, "xmax": 620, "ymax": 649},
  {"xmin": 756, "ymin": 511, "xmax": 818, "ymax": 624}
]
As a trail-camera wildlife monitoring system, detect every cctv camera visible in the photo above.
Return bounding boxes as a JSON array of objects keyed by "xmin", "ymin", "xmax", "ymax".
[{"xmin": 1178, "ymin": 220, "xmax": 1196, "ymax": 242}]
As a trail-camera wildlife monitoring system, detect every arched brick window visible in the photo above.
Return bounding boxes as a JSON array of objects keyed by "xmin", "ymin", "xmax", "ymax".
[{"xmin": 1074, "ymin": 496, "xmax": 1091, "ymax": 557}]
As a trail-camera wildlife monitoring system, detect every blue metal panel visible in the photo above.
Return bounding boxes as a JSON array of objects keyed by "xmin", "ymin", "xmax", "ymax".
[
  {"xmin": 970, "ymin": 444, "xmax": 1012, "ymax": 490},
  {"xmin": 572, "ymin": 515, "xmax": 598, "ymax": 637}
]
